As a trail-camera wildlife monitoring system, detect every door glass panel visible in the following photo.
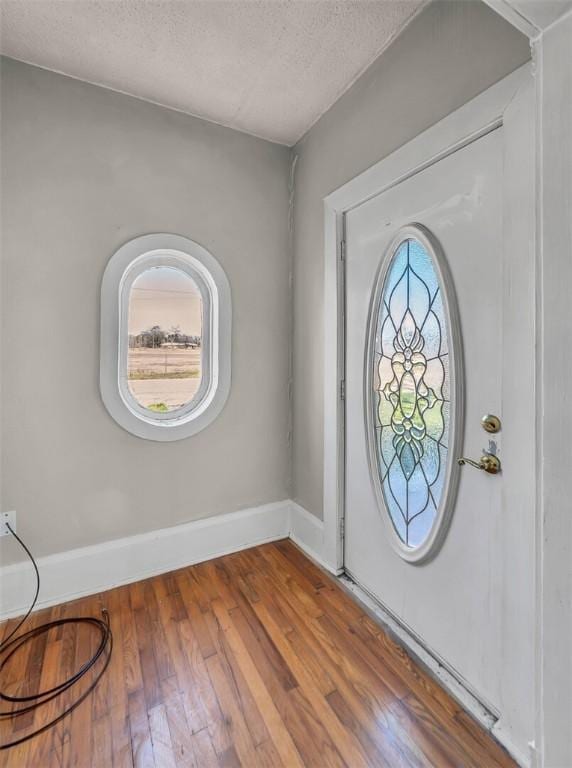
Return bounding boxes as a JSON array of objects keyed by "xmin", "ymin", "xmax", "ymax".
[{"xmin": 372, "ymin": 235, "xmax": 451, "ymax": 549}]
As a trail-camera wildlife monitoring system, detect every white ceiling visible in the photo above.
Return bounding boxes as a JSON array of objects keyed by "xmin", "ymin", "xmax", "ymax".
[{"xmin": 0, "ymin": 0, "xmax": 425, "ymax": 145}]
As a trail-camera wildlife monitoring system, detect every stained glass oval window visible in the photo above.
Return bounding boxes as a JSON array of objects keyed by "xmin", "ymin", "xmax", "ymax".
[{"xmin": 369, "ymin": 226, "xmax": 461, "ymax": 559}]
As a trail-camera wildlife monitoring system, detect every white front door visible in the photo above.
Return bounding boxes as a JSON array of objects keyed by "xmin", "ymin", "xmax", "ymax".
[{"xmin": 344, "ymin": 82, "xmax": 535, "ymax": 753}]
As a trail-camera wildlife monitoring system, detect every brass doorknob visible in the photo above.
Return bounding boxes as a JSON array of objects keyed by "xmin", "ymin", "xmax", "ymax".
[{"xmin": 458, "ymin": 453, "xmax": 501, "ymax": 474}]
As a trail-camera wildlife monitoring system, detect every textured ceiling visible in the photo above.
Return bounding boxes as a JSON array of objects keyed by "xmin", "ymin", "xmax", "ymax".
[{"xmin": 0, "ymin": 0, "xmax": 425, "ymax": 145}]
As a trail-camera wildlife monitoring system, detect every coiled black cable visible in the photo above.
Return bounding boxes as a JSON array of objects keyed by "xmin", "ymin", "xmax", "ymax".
[{"xmin": 0, "ymin": 523, "xmax": 113, "ymax": 750}]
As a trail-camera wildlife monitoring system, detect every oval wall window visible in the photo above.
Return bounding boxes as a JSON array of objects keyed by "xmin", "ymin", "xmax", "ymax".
[
  {"xmin": 100, "ymin": 234, "xmax": 231, "ymax": 441},
  {"xmin": 367, "ymin": 224, "xmax": 463, "ymax": 563}
]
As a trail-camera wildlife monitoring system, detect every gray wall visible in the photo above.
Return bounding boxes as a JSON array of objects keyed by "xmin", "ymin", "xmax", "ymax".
[
  {"xmin": 291, "ymin": 0, "xmax": 530, "ymax": 519},
  {"xmin": 0, "ymin": 58, "xmax": 291, "ymax": 564},
  {"xmin": 0, "ymin": 1, "xmax": 532, "ymax": 562}
]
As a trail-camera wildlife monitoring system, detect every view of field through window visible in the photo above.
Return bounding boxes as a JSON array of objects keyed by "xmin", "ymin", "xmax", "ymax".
[{"xmin": 127, "ymin": 266, "xmax": 203, "ymax": 412}]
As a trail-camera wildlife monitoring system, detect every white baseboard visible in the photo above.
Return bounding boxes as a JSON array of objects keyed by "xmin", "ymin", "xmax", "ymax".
[
  {"xmin": 0, "ymin": 499, "xmax": 530, "ymax": 766},
  {"xmin": 0, "ymin": 500, "xmax": 292, "ymax": 619},
  {"xmin": 0, "ymin": 500, "xmax": 333, "ymax": 620},
  {"xmin": 288, "ymin": 501, "xmax": 336, "ymax": 573}
]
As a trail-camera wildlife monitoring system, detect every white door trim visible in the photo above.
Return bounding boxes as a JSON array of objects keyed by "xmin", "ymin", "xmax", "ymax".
[
  {"xmin": 322, "ymin": 63, "xmax": 534, "ymax": 575},
  {"xmin": 533, "ymin": 14, "xmax": 572, "ymax": 767}
]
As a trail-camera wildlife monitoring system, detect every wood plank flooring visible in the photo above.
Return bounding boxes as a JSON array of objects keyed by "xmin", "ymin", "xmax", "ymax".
[{"xmin": 0, "ymin": 540, "xmax": 516, "ymax": 767}]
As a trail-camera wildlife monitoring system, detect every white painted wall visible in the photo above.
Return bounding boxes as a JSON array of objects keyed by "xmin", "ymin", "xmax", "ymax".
[
  {"xmin": 0, "ymin": 58, "xmax": 291, "ymax": 566},
  {"xmin": 291, "ymin": 0, "xmax": 531, "ymax": 519}
]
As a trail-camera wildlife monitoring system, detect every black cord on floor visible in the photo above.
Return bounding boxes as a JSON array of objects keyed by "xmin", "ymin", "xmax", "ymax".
[{"xmin": 0, "ymin": 523, "xmax": 113, "ymax": 750}]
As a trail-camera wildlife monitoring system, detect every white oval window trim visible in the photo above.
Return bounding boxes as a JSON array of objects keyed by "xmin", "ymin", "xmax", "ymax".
[{"xmin": 100, "ymin": 233, "xmax": 231, "ymax": 441}]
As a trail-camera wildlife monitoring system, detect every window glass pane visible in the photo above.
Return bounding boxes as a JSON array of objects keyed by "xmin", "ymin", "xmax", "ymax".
[
  {"xmin": 127, "ymin": 266, "xmax": 202, "ymax": 412},
  {"xmin": 372, "ymin": 237, "xmax": 451, "ymax": 549}
]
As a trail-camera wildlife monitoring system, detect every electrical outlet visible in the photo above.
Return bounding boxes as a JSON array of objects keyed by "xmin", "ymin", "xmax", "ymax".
[{"xmin": 1, "ymin": 511, "xmax": 17, "ymax": 537}]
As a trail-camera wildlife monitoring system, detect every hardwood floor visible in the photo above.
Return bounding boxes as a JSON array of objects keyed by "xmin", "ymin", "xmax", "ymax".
[{"xmin": 0, "ymin": 540, "xmax": 516, "ymax": 767}]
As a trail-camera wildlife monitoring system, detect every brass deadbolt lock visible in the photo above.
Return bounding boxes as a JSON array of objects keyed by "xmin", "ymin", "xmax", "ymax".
[{"xmin": 481, "ymin": 414, "xmax": 501, "ymax": 433}]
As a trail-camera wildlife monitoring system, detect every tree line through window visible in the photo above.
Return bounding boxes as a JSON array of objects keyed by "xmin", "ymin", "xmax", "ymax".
[{"xmin": 127, "ymin": 266, "xmax": 203, "ymax": 412}]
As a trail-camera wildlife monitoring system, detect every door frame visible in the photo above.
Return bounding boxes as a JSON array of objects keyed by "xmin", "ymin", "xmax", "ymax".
[{"xmin": 322, "ymin": 62, "xmax": 535, "ymax": 572}]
